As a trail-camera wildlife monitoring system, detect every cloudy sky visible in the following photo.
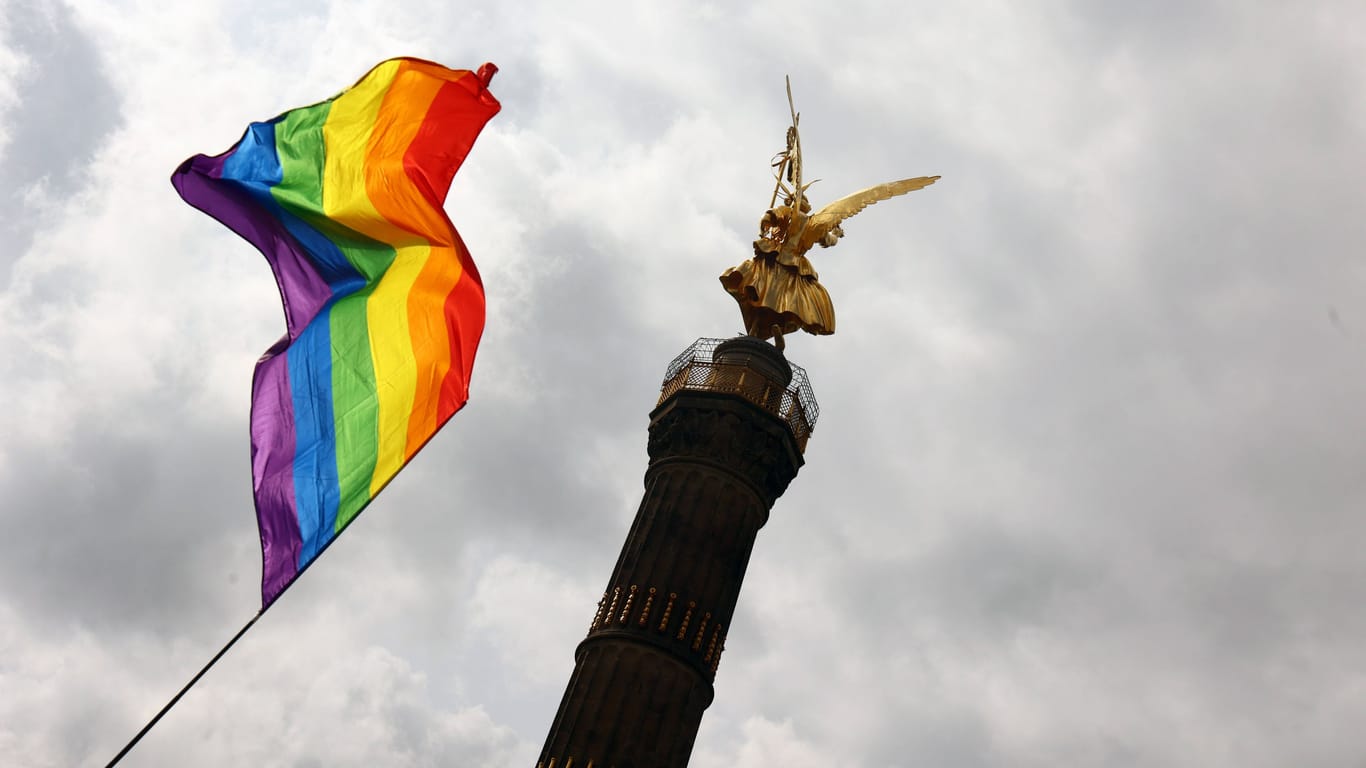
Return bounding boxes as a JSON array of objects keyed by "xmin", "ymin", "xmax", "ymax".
[{"xmin": 3, "ymin": 1, "xmax": 1365, "ymax": 766}]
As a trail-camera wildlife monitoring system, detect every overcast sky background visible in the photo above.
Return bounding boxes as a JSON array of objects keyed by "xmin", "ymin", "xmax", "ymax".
[{"xmin": 2, "ymin": 1, "xmax": 1364, "ymax": 766}]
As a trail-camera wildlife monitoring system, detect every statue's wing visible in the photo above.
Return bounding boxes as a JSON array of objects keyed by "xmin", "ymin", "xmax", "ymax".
[{"xmin": 800, "ymin": 176, "xmax": 940, "ymax": 250}]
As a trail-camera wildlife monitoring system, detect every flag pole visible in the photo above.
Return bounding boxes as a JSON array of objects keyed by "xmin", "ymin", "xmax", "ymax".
[
  {"xmin": 99, "ymin": 495, "xmax": 374, "ymax": 768},
  {"xmin": 103, "ymin": 611, "xmax": 261, "ymax": 768}
]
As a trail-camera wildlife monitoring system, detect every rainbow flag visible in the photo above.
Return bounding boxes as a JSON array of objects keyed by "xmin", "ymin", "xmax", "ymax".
[{"xmin": 171, "ymin": 58, "xmax": 501, "ymax": 607}]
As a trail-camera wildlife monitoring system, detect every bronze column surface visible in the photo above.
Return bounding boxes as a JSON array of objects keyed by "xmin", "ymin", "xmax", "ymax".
[{"xmin": 536, "ymin": 336, "xmax": 818, "ymax": 768}]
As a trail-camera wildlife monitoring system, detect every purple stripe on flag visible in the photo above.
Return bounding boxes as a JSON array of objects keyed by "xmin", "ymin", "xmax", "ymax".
[
  {"xmin": 251, "ymin": 343, "xmax": 303, "ymax": 605},
  {"xmin": 172, "ymin": 153, "xmax": 335, "ymax": 339}
]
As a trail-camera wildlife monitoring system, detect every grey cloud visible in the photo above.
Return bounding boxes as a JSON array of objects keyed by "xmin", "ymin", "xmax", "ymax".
[
  {"xmin": 0, "ymin": 393, "xmax": 253, "ymax": 638},
  {"xmin": 0, "ymin": 0, "xmax": 121, "ymax": 282},
  {"xmin": 6, "ymin": 2, "xmax": 1366, "ymax": 767}
]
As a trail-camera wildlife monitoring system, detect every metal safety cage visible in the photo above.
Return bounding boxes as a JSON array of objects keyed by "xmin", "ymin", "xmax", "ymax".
[{"xmin": 658, "ymin": 337, "xmax": 819, "ymax": 452}]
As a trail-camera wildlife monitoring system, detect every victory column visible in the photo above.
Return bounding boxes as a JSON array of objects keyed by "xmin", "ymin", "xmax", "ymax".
[{"xmin": 536, "ymin": 81, "xmax": 938, "ymax": 768}]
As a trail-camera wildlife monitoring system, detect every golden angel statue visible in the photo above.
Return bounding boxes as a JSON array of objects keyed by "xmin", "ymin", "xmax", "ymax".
[{"xmin": 720, "ymin": 79, "xmax": 939, "ymax": 347}]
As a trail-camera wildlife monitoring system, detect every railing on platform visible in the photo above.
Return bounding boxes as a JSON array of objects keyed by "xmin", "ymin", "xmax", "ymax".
[{"xmin": 658, "ymin": 337, "xmax": 818, "ymax": 452}]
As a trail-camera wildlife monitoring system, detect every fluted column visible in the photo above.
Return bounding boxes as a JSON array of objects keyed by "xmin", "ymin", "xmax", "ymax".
[{"xmin": 537, "ymin": 337, "xmax": 813, "ymax": 768}]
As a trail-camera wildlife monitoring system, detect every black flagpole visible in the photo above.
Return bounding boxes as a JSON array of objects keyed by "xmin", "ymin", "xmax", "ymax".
[
  {"xmin": 103, "ymin": 611, "xmax": 261, "ymax": 768},
  {"xmin": 99, "ymin": 499, "xmax": 373, "ymax": 767}
]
